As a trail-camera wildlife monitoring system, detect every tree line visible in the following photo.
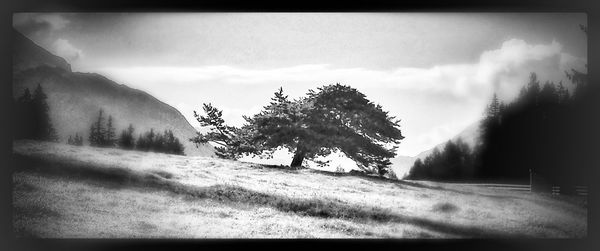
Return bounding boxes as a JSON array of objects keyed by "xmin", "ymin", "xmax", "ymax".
[
  {"xmin": 406, "ymin": 25, "xmax": 593, "ymax": 186},
  {"xmin": 191, "ymin": 83, "xmax": 405, "ymax": 177},
  {"xmin": 408, "ymin": 139, "xmax": 475, "ymax": 182},
  {"xmin": 407, "ymin": 63, "xmax": 591, "ymax": 188},
  {"xmin": 87, "ymin": 109, "xmax": 185, "ymax": 155},
  {"xmin": 13, "ymin": 87, "xmax": 185, "ymax": 155}
]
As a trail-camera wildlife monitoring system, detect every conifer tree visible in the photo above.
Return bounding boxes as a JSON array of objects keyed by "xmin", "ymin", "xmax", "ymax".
[
  {"xmin": 192, "ymin": 84, "xmax": 404, "ymax": 174},
  {"xmin": 14, "ymin": 88, "xmax": 34, "ymax": 139},
  {"xmin": 105, "ymin": 115, "xmax": 116, "ymax": 147},
  {"xmin": 75, "ymin": 133, "xmax": 83, "ymax": 146},
  {"xmin": 119, "ymin": 124, "xmax": 136, "ymax": 149},
  {"xmin": 30, "ymin": 84, "xmax": 58, "ymax": 141},
  {"xmin": 89, "ymin": 109, "xmax": 106, "ymax": 146}
]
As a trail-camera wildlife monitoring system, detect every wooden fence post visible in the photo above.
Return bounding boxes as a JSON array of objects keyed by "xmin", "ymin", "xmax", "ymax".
[{"xmin": 529, "ymin": 169, "xmax": 533, "ymax": 192}]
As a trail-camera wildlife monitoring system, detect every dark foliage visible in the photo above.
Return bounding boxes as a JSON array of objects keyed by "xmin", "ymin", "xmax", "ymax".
[
  {"xmin": 88, "ymin": 111, "xmax": 184, "ymax": 155},
  {"xmin": 191, "ymin": 84, "xmax": 404, "ymax": 175},
  {"xmin": 476, "ymin": 71, "xmax": 590, "ymax": 187},
  {"xmin": 118, "ymin": 124, "xmax": 136, "ymax": 150},
  {"xmin": 67, "ymin": 133, "xmax": 83, "ymax": 146},
  {"xmin": 105, "ymin": 115, "xmax": 116, "ymax": 147},
  {"xmin": 136, "ymin": 128, "xmax": 185, "ymax": 155},
  {"xmin": 407, "ymin": 27, "xmax": 592, "ymax": 185},
  {"xmin": 14, "ymin": 84, "xmax": 58, "ymax": 141},
  {"xmin": 189, "ymin": 103, "xmax": 254, "ymax": 159},
  {"xmin": 89, "ymin": 109, "xmax": 116, "ymax": 147},
  {"xmin": 475, "ymin": 26, "xmax": 593, "ymax": 187},
  {"xmin": 406, "ymin": 139, "xmax": 475, "ymax": 181},
  {"xmin": 408, "ymin": 71, "xmax": 591, "ymax": 185}
]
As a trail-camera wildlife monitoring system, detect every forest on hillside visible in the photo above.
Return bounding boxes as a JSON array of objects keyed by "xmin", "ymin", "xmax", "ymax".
[
  {"xmin": 14, "ymin": 86, "xmax": 185, "ymax": 155},
  {"xmin": 406, "ymin": 65, "xmax": 592, "ymax": 190}
]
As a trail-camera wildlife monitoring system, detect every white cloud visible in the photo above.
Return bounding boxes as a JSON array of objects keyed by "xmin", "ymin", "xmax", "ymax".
[
  {"xmin": 90, "ymin": 38, "xmax": 586, "ymax": 157},
  {"xmin": 96, "ymin": 39, "xmax": 585, "ymax": 102},
  {"xmin": 13, "ymin": 13, "xmax": 70, "ymax": 32},
  {"xmin": 51, "ymin": 38, "xmax": 84, "ymax": 62},
  {"xmin": 35, "ymin": 14, "xmax": 70, "ymax": 30}
]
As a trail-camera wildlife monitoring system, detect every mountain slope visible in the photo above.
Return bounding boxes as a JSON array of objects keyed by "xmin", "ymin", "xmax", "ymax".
[
  {"xmin": 414, "ymin": 122, "xmax": 481, "ymax": 161},
  {"xmin": 12, "ymin": 30, "xmax": 213, "ymax": 156},
  {"xmin": 13, "ymin": 30, "xmax": 71, "ymax": 73},
  {"xmin": 396, "ymin": 122, "xmax": 481, "ymax": 178},
  {"xmin": 389, "ymin": 155, "xmax": 418, "ymax": 177}
]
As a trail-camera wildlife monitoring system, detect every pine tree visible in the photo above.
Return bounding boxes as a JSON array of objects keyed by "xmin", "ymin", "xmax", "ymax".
[
  {"xmin": 190, "ymin": 103, "xmax": 251, "ymax": 159},
  {"xmin": 15, "ymin": 88, "xmax": 34, "ymax": 139},
  {"xmin": 119, "ymin": 124, "xmax": 136, "ymax": 149},
  {"xmin": 105, "ymin": 115, "xmax": 116, "ymax": 147},
  {"xmin": 75, "ymin": 133, "xmax": 83, "ymax": 146},
  {"xmin": 147, "ymin": 128, "xmax": 155, "ymax": 150},
  {"xmin": 30, "ymin": 84, "xmax": 58, "ymax": 141},
  {"xmin": 486, "ymin": 93, "xmax": 501, "ymax": 119},
  {"xmin": 89, "ymin": 109, "xmax": 106, "ymax": 146},
  {"xmin": 192, "ymin": 84, "xmax": 404, "ymax": 174},
  {"xmin": 89, "ymin": 124, "xmax": 97, "ymax": 146},
  {"xmin": 67, "ymin": 133, "xmax": 83, "ymax": 146},
  {"xmin": 163, "ymin": 129, "xmax": 184, "ymax": 155}
]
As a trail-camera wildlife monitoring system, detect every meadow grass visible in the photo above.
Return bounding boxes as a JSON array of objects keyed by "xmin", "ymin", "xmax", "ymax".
[{"xmin": 12, "ymin": 140, "xmax": 587, "ymax": 238}]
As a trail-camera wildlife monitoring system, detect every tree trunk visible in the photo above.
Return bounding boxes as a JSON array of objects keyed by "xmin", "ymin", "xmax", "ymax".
[{"xmin": 290, "ymin": 149, "xmax": 306, "ymax": 168}]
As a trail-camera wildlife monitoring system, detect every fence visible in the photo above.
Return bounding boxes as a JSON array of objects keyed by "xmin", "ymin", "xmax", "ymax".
[
  {"xmin": 530, "ymin": 169, "xmax": 588, "ymax": 196},
  {"xmin": 466, "ymin": 183, "xmax": 531, "ymax": 192}
]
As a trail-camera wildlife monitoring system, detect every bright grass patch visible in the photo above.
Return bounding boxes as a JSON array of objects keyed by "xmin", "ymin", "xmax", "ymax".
[{"xmin": 12, "ymin": 140, "xmax": 587, "ymax": 238}]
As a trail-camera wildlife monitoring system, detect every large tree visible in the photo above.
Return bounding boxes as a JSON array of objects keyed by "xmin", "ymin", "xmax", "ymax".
[{"xmin": 191, "ymin": 84, "xmax": 404, "ymax": 175}]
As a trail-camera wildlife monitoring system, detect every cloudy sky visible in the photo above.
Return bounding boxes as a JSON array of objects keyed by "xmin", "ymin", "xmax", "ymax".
[{"xmin": 13, "ymin": 13, "xmax": 587, "ymax": 158}]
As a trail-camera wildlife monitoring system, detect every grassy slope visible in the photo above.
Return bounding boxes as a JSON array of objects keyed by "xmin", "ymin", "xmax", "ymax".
[{"xmin": 12, "ymin": 140, "xmax": 587, "ymax": 238}]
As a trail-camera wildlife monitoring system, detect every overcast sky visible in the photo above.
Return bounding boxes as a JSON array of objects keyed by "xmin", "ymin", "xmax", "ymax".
[{"xmin": 14, "ymin": 13, "xmax": 587, "ymax": 157}]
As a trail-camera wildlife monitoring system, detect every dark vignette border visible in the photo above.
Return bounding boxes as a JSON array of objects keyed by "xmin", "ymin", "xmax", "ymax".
[{"xmin": 1, "ymin": 0, "xmax": 599, "ymax": 251}]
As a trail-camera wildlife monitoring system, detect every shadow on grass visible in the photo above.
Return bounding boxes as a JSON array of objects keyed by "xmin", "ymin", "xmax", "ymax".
[{"xmin": 14, "ymin": 153, "xmax": 524, "ymax": 238}]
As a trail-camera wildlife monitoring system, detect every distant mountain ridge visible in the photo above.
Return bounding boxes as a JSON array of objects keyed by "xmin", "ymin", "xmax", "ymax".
[{"xmin": 12, "ymin": 29, "xmax": 214, "ymax": 157}]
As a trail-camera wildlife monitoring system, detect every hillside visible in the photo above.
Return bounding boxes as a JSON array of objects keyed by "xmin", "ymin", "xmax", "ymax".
[
  {"xmin": 389, "ymin": 155, "xmax": 418, "ymax": 177},
  {"xmin": 414, "ymin": 122, "xmax": 481, "ymax": 161},
  {"xmin": 13, "ymin": 30, "xmax": 71, "ymax": 73},
  {"xmin": 394, "ymin": 122, "xmax": 481, "ymax": 177},
  {"xmin": 13, "ymin": 140, "xmax": 586, "ymax": 238},
  {"xmin": 12, "ymin": 30, "xmax": 213, "ymax": 156}
]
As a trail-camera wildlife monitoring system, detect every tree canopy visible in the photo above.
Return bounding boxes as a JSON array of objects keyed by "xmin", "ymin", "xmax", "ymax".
[{"xmin": 191, "ymin": 83, "xmax": 404, "ymax": 175}]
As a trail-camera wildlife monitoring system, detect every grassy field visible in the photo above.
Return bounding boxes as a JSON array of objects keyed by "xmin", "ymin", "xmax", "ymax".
[{"xmin": 12, "ymin": 140, "xmax": 587, "ymax": 238}]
